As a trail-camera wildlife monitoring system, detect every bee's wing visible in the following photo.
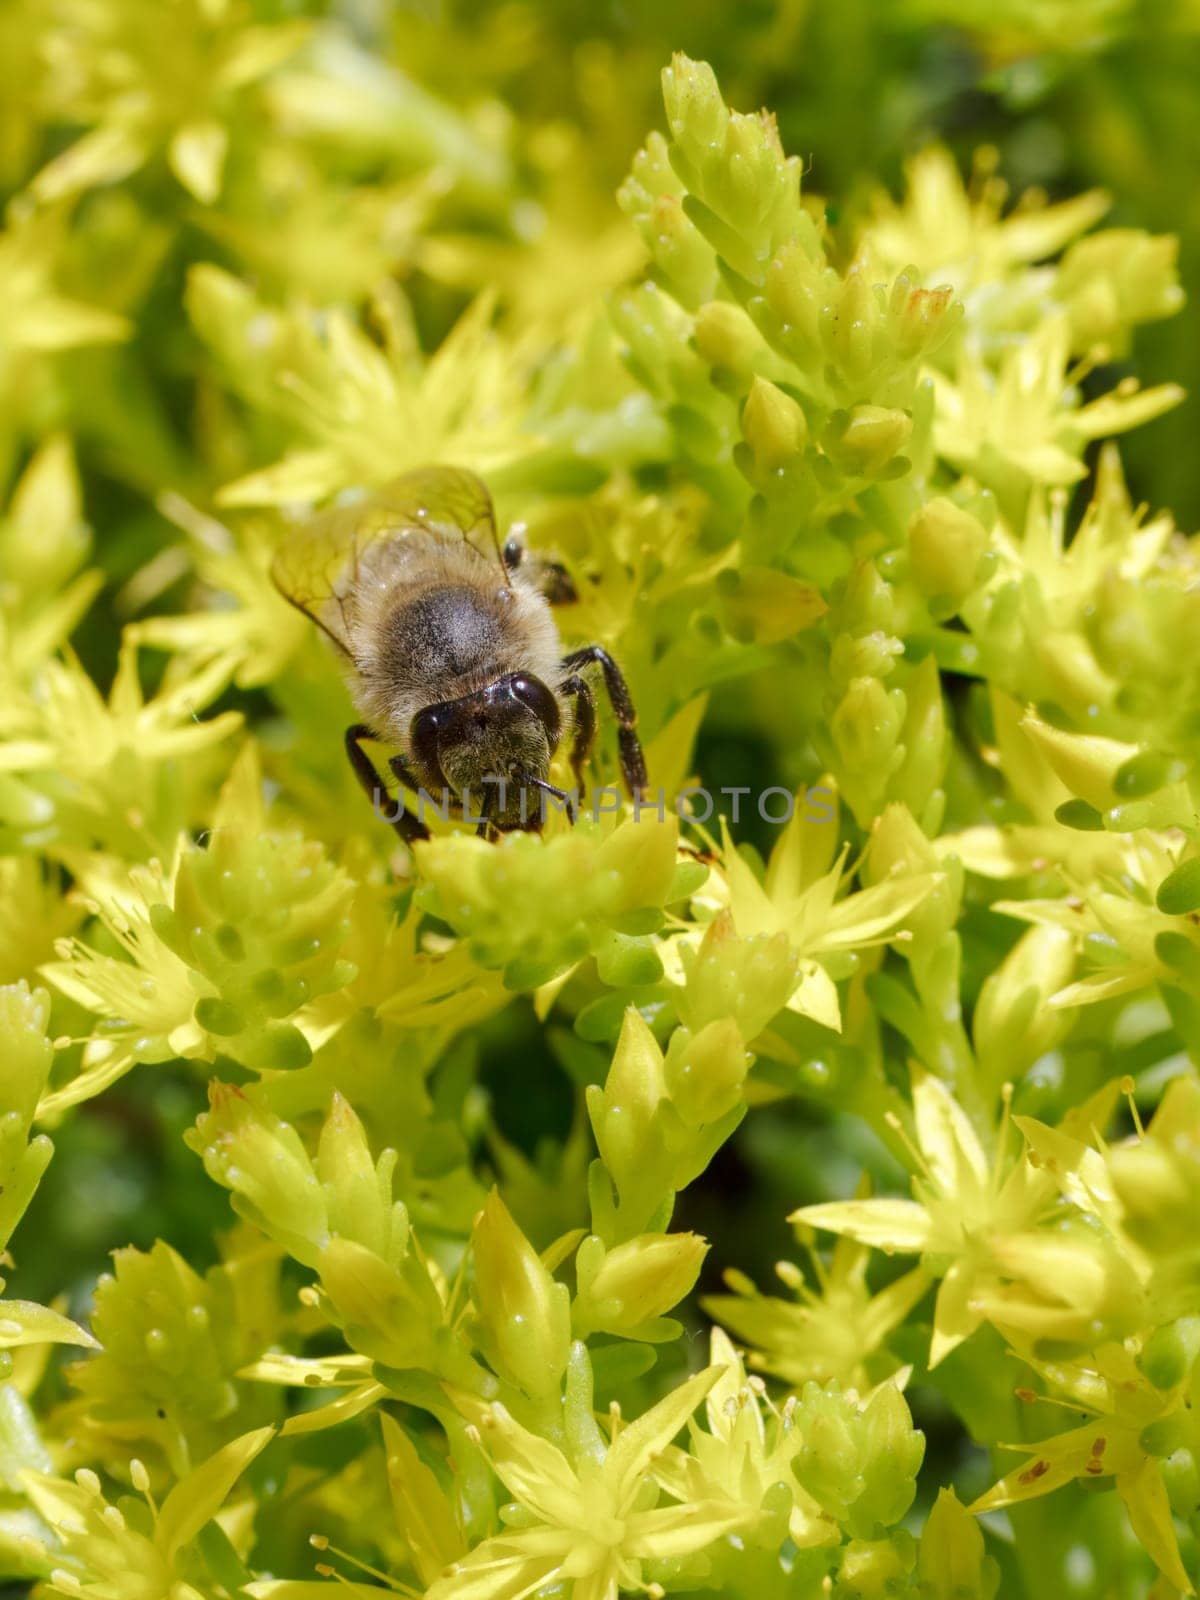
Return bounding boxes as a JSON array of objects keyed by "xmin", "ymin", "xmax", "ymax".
[{"xmin": 270, "ymin": 465, "xmax": 505, "ymax": 657}]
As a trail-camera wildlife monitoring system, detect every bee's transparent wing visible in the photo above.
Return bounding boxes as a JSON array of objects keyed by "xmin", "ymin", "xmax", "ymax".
[{"xmin": 270, "ymin": 465, "xmax": 505, "ymax": 656}]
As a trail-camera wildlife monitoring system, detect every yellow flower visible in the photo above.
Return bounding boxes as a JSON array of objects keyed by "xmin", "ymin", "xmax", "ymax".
[
  {"xmin": 704, "ymin": 1200, "xmax": 930, "ymax": 1389},
  {"xmin": 186, "ymin": 271, "xmax": 542, "ymax": 509},
  {"xmin": 650, "ymin": 1328, "xmax": 838, "ymax": 1552},
  {"xmin": 20, "ymin": 1427, "xmax": 274, "ymax": 1599},
  {"xmin": 932, "ymin": 316, "xmax": 1182, "ymax": 493},
  {"xmin": 793, "ymin": 1067, "xmax": 1051, "ymax": 1366},
  {"xmin": 971, "ymin": 1341, "xmax": 1195, "ymax": 1595},
  {"xmin": 4, "ymin": 634, "xmax": 240, "ymax": 857},
  {"xmin": 428, "ymin": 1351, "xmax": 750, "ymax": 1600},
  {"xmin": 674, "ymin": 800, "xmax": 940, "ymax": 1034},
  {"xmin": 0, "ymin": 435, "xmax": 100, "ymax": 681},
  {"xmin": 30, "ymin": 0, "xmax": 309, "ymax": 205},
  {"xmin": 40, "ymin": 849, "xmax": 206, "ymax": 1112}
]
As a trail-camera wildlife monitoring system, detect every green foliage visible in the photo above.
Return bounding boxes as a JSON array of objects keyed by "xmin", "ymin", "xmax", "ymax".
[{"xmin": 4, "ymin": 3, "xmax": 1200, "ymax": 1598}]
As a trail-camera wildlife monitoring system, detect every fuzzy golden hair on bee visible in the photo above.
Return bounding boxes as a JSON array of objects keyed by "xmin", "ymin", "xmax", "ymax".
[{"xmin": 271, "ymin": 465, "xmax": 647, "ymax": 842}]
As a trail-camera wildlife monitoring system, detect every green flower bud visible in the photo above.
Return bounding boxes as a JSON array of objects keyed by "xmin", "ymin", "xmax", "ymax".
[
  {"xmin": 831, "ymin": 678, "xmax": 906, "ymax": 775},
  {"xmin": 741, "ymin": 376, "xmax": 808, "ymax": 473},
  {"xmin": 619, "ymin": 132, "xmax": 717, "ymax": 307},
  {"xmin": 1109, "ymin": 1077, "xmax": 1200, "ymax": 1261},
  {"xmin": 907, "ymin": 498, "xmax": 989, "ymax": 612},
  {"xmin": 316, "ymin": 1235, "xmax": 441, "ymax": 1371},
  {"xmin": 1019, "ymin": 716, "xmax": 1139, "ymax": 811},
  {"xmin": 662, "ymin": 54, "xmax": 729, "ymax": 162},
  {"xmin": 663, "ymin": 1018, "xmax": 749, "ymax": 1127},
  {"xmin": 1161, "ymin": 1448, "xmax": 1200, "ymax": 1518},
  {"xmin": 972, "ymin": 924, "xmax": 1076, "ymax": 1084},
  {"xmin": 693, "ymin": 300, "xmax": 765, "ymax": 383},
  {"xmin": 917, "ymin": 1488, "xmax": 999, "ymax": 1599},
  {"xmin": 186, "ymin": 1084, "xmax": 328, "ymax": 1267},
  {"xmin": 472, "ymin": 1191, "xmax": 570, "ymax": 1402},
  {"xmin": 315, "ymin": 1092, "xmax": 408, "ymax": 1269},
  {"xmin": 572, "ymin": 1230, "xmax": 707, "ymax": 1340},
  {"xmin": 835, "ymin": 1531, "xmax": 916, "ymax": 1599},
  {"xmin": 837, "ymin": 559, "xmax": 897, "ymax": 634},
  {"xmin": 675, "ymin": 910, "xmax": 799, "ymax": 1040},
  {"xmin": 793, "ymin": 1379, "xmax": 924, "ymax": 1540},
  {"xmin": 1113, "ymin": 749, "xmax": 1188, "ymax": 800},
  {"xmin": 824, "ymin": 405, "xmax": 913, "ymax": 478}
]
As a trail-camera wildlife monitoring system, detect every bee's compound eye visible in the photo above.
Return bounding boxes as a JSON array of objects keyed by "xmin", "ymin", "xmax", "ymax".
[
  {"xmin": 502, "ymin": 535, "xmax": 523, "ymax": 570},
  {"xmin": 411, "ymin": 707, "xmax": 442, "ymax": 749},
  {"xmin": 509, "ymin": 674, "xmax": 560, "ymax": 737}
]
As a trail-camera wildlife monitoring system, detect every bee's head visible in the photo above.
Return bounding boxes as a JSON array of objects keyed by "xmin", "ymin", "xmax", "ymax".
[{"xmin": 410, "ymin": 673, "xmax": 561, "ymax": 831}]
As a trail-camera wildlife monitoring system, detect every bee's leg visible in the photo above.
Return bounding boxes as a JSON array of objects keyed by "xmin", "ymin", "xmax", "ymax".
[
  {"xmin": 504, "ymin": 535, "xmax": 578, "ymax": 604},
  {"xmin": 560, "ymin": 646, "xmax": 648, "ymax": 797},
  {"xmin": 560, "ymin": 673, "xmax": 596, "ymax": 795},
  {"xmin": 345, "ymin": 725, "xmax": 429, "ymax": 845}
]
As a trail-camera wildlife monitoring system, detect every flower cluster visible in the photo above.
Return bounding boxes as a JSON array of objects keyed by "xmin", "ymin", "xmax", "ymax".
[{"xmin": 2, "ymin": 4, "xmax": 1200, "ymax": 1599}]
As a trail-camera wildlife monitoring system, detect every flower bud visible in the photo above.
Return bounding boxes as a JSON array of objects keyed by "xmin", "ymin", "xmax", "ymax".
[
  {"xmin": 836, "ymin": 1532, "xmax": 916, "ymax": 1599},
  {"xmin": 1157, "ymin": 856, "xmax": 1200, "ymax": 917},
  {"xmin": 972, "ymin": 924, "xmax": 1076, "ymax": 1083},
  {"xmin": 0, "ymin": 981, "xmax": 55, "ymax": 1250},
  {"xmin": 1139, "ymin": 1318, "xmax": 1200, "ymax": 1392},
  {"xmin": 664, "ymin": 1018, "xmax": 749, "ymax": 1127},
  {"xmin": 824, "ymin": 405, "xmax": 913, "ymax": 478},
  {"xmin": 589, "ymin": 1007, "xmax": 665, "ymax": 1170},
  {"xmin": 1019, "ymin": 716, "xmax": 1139, "ymax": 812},
  {"xmin": 186, "ymin": 1084, "xmax": 328, "ymax": 1267},
  {"xmin": 741, "ymin": 376, "xmax": 808, "ymax": 473},
  {"xmin": 1109, "ymin": 1076, "xmax": 1200, "ymax": 1260},
  {"xmin": 693, "ymin": 301, "xmax": 764, "ymax": 384},
  {"xmin": 662, "ymin": 54, "xmax": 728, "ymax": 155},
  {"xmin": 316, "ymin": 1092, "xmax": 408, "ymax": 1269},
  {"xmin": 793, "ymin": 1378, "xmax": 923, "ymax": 1540},
  {"xmin": 831, "ymin": 678, "xmax": 905, "ymax": 775},
  {"xmin": 0, "ymin": 981, "xmax": 53, "ymax": 1137},
  {"xmin": 316, "ymin": 1235, "xmax": 440, "ymax": 1371},
  {"xmin": 917, "ymin": 1488, "xmax": 999, "ymax": 1599},
  {"xmin": 907, "ymin": 497, "xmax": 989, "ymax": 612},
  {"xmin": 676, "ymin": 910, "xmax": 799, "ymax": 1040},
  {"xmin": 572, "ymin": 1231, "xmax": 708, "ymax": 1339},
  {"xmin": 472, "ymin": 1191, "xmax": 570, "ymax": 1401}
]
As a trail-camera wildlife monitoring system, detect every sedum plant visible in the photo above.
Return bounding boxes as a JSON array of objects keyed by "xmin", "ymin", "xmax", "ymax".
[{"xmin": 2, "ymin": 3, "xmax": 1200, "ymax": 1598}]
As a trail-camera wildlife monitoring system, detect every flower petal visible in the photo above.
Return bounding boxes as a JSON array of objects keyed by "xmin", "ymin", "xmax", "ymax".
[
  {"xmin": 606, "ymin": 1364, "xmax": 723, "ymax": 1504},
  {"xmin": 624, "ymin": 1499, "xmax": 752, "ymax": 1558},
  {"xmin": 789, "ymin": 1198, "xmax": 934, "ymax": 1253},
  {"xmin": 911, "ymin": 1066, "xmax": 988, "ymax": 1200},
  {"xmin": 473, "ymin": 1404, "xmax": 585, "ymax": 1529},
  {"xmin": 1116, "ymin": 1458, "xmax": 1195, "ymax": 1595}
]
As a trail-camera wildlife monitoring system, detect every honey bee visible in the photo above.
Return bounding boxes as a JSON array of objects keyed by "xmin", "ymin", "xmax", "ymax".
[{"xmin": 271, "ymin": 465, "xmax": 647, "ymax": 842}]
